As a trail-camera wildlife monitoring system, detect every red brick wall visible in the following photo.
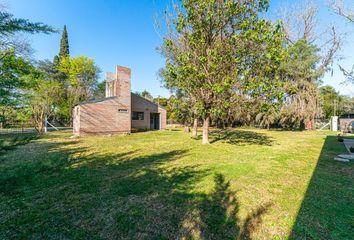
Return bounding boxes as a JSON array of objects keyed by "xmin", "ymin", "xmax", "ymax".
[
  {"xmin": 73, "ymin": 66, "xmax": 166, "ymax": 136},
  {"xmin": 76, "ymin": 98, "xmax": 130, "ymax": 136},
  {"xmin": 131, "ymin": 94, "xmax": 167, "ymax": 130}
]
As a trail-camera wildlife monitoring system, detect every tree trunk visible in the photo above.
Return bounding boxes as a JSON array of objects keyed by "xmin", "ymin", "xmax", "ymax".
[
  {"xmin": 192, "ymin": 118, "xmax": 198, "ymax": 138},
  {"xmin": 311, "ymin": 118, "xmax": 316, "ymax": 130},
  {"xmin": 300, "ymin": 120, "xmax": 305, "ymax": 130},
  {"xmin": 202, "ymin": 116, "xmax": 210, "ymax": 144},
  {"xmin": 184, "ymin": 126, "xmax": 190, "ymax": 133}
]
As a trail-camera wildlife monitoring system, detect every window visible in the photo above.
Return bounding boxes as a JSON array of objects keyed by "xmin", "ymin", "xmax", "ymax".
[
  {"xmin": 132, "ymin": 112, "xmax": 144, "ymax": 120},
  {"xmin": 118, "ymin": 109, "xmax": 128, "ymax": 113}
]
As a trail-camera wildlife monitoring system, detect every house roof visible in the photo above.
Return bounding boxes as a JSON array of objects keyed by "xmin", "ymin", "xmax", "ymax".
[
  {"xmin": 78, "ymin": 96, "xmax": 118, "ymax": 105},
  {"xmin": 131, "ymin": 93, "xmax": 167, "ymax": 110},
  {"xmin": 77, "ymin": 93, "xmax": 167, "ymax": 110}
]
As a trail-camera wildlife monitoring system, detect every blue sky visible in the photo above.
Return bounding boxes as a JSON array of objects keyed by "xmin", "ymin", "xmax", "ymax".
[{"xmin": 6, "ymin": 0, "xmax": 354, "ymax": 97}]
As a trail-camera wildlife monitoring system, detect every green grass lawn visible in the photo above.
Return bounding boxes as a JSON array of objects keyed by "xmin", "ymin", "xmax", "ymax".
[{"xmin": 0, "ymin": 129, "xmax": 353, "ymax": 239}]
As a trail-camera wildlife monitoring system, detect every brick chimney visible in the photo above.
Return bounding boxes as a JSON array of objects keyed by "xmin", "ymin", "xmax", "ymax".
[
  {"xmin": 115, "ymin": 66, "xmax": 131, "ymax": 108},
  {"xmin": 105, "ymin": 66, "xmax": 131, "ymax": 109}
]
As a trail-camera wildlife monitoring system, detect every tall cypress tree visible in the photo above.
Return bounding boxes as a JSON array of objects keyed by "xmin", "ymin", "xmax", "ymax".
[
  {"xmin": 53, "ymin": 55, "xmax": 60, "ymax": 66},
  {"xmin": 59, "ymin": 25, "xmax": 69, "ymax": 59}
]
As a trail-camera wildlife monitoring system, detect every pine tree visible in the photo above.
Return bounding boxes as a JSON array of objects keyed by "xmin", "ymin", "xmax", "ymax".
[
  {"xmin": 53, "ymin": 55, "xmax": 59, "ymax": 66},
  {"xmin": 0, "ymin": 10, "xmax": 56, "ymax": 36},
  {"xmin": 59, "ymin": 25, "xmax": 69, "ymax": 59}
]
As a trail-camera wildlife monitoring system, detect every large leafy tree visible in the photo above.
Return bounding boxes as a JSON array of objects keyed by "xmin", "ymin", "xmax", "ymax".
[
  {"xmin": 234, "ymin": 19, "xmax": 286, "ymax": 130},
  {"xmin": 0, "ymin": 50, "xmax": 34, "ymax": 126},
  {"xmin": 0, "ymin": 7, "xmax": 56, "ymax": 127},
  {"xmin": 58, "ymin": 55, "xmax": 100, "ymax": 122},
  {"xmin": 22, "ymin": 66, "xmax": 63, "ymax": 133},
  {"xmin": 279, "ymin": 2, "xmax": 341, "ymax": 130},
  {"xmin": 161, "ymin": 0, "xmax": 285, "ymax": 144},
  {"xmin": 280, "ymin": 40, "xmax": 323, "ymax": 129}
]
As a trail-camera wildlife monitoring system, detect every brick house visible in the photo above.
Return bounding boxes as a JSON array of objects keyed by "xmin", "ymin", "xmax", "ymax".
[
  {"xmin": 339, "ymin": 112, "xmax": 354, "ymax": 132},
  {"xmin": 73, "ymin": 66, "xmax": 166, "ymax": 136}
]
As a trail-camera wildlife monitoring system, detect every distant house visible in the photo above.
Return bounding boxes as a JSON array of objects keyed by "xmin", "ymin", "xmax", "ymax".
[
  {"xmin": 73, "ymin": 66, "xmax": 166, "ymax": 136},
  {"xmin": 339, "ymin": 112, "xmax": 354, "ymax": 132}
]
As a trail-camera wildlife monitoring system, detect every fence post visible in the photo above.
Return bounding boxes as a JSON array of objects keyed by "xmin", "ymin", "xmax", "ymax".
[{"xmin": 44, "ymin": 116, "xmax": 48, "ymax": 133}]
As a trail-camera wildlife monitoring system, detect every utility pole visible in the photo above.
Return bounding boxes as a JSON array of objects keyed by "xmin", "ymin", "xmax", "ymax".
[{"xmin": 333, "ymin": 99, "xmax": 337, "ymax": 116}]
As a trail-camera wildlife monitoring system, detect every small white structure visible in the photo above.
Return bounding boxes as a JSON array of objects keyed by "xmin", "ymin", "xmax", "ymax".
[{"xmin": 330, "ymin": 116, "xmax": 338, "ymax": 131}]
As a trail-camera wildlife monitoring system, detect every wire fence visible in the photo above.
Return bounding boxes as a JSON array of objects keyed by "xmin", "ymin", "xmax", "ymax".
[
  {"xmin": 0, "ymin": 127, "xmax": 73, "ymax": 134},
  {"xmin": 315, "ymin": 119, "xmax": 331, "ymax": 130}
]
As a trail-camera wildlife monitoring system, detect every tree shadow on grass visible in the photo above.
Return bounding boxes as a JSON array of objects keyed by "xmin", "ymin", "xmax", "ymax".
[
  {"xmin": 209, "ymin": 129, "xmax": 274, "ymax": 146},
  {"xmin": 289, "ymin": 136, "xmax": 354, "ymax": 239},
  {"xmin": 181, "ymin": 174, "xmax": 273, "ymax": 240},
  {"xmin": 0, "ymin": 140, "xmax": 84, "ymax": 195},
  {"xmin": 1, "ymin": 136, "xmax": 272, "ymax": 239},
  {"xmin": 0, "ymin": 132, "xmax": 38, "ymax": 156}
]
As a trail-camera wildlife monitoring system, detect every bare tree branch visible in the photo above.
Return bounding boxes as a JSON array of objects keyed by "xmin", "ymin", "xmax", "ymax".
[
  {"xmin": 331, "ymin": 0, "xmax": 354, "ymax": 23},
  {"xmin": 279, "ymin": 1, "xmax": 343, "ymax": 72}
]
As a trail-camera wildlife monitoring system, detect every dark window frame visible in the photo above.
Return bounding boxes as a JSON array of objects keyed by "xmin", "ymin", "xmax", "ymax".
[{"xmin": 132, "ymin": 111, "xmax": 144, "ymax": 120}]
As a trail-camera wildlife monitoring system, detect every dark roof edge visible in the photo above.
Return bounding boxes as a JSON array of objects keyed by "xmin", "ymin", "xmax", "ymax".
[
  {"xmin": 77, "ymin": 94, "xmax": 167, "ymax": 110},
  {"xmin": 131, "ymin": 92, "xmax": 167, "ymax": 110},
  {"xmin": 77, "ymin": 96, "xmax": 118, "ymax": 106}
]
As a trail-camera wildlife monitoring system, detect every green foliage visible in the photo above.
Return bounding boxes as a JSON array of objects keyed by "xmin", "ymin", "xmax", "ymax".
[
  {"xmin": 59, "ymin": 56, "xmax": 99, "ymax": 90},
  {"xmin": 24, "ymin": 67, "xmax": 63, "ymax": 132},
  {"xmin": 319, "ymin": 85, "xmax": 354, "ymax": 119},
  {"xmin": 0, "ymin": 8, "xmax": 56, "ymax": 128},
  {"xmin": 141, "ymin": 90, "xmax": 153, "ymax": 100},
  {"xmin": 319, "ymin": 85, "xmax": 340, "ymax": 118},
  {"xmin": 161, "ymin": 0, "xmax": 286, "ymax": 139},
  {"xmin": 280, "ymin": 39, "xmax": 323, "ymax": 129},
  {"xmin": 1, "ymin": 52, "xmax": 100, "ymax": 129},
  {"xmin": 153, "ymin": 97, "xmax": 168, "ymax": 108},
  {"xmin": 151, "ymin": 96, "xmax": 171, "ymax": 121},
  {"xmin": 94, "ymin": 80, "xmax": 106, "ymax": 99},
  {"xmin": 0, "ymin": 11, "xmax": 56, "ymax": 37},
  {"xmin": 58, "ymin": 55, "xmax": 100, "ymax": 121},
  {"xmin": 0, "ymin": 50, "xmax": 36, "ymax": 126},
  {"xmin": 59, "ymin": 25, "xmax": 69, "ymax": 59},
  {"xmin": 53, "ymin": 55, "xmax": 60, "ymax": 66},
  {"xmin": 168, "ymin": 92, "xmax": 193, "ymax": 125},
  {"xmin": 0, "ymin": 50, "xmax": 34, "ymax": 105},
  {"xmin": 282, "ymin": 39, "xmax": 322, "ymax": 85}
]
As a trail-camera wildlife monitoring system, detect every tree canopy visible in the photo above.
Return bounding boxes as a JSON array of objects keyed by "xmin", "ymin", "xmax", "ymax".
[
  {"xmin": 161, "ymin": 0, "xmax": 286, "ymax": 143},
  {"xmin": 0, "ymin": 10, "xmax": 56, "ymax": 37}
]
